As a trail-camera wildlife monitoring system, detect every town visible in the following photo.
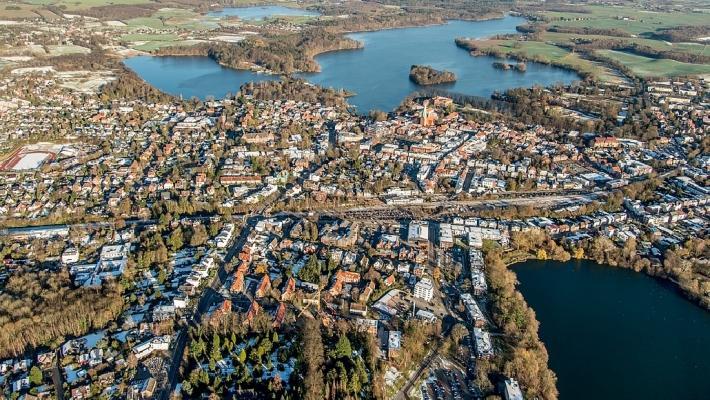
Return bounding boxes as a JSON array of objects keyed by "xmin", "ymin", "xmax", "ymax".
[{"xmin": 0, "ymin": 1, "xmax": 708, "ymax": 400}]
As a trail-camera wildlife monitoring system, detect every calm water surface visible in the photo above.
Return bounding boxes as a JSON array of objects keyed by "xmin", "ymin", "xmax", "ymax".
[
  {"xmin": 124, "ymin": 16, "xmax": 578, "ymax": 111},
  {"xmin": 299, "ymin": 18, "xmax": 577, "ymax": 111},
  {"xmin": 207, "ymin": 6, "xmax": 320, "ymax": 20},
  {"xmin": 514, "ymin": 259, "xmax": 710, "ymax": 400},
  {"xmin": 124, "ymin": 56, "xmax": 279, "ymax": 100}
]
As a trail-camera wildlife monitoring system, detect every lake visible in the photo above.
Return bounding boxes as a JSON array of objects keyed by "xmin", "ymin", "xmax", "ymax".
[
  {"xmin": 514, "ymin": 259, "xmax": 710, "ymax": 400},
  {"xmin": 124, "ymin": 56, "xmax": 280, "ymax": 100},
  {"xmin": 207, "ymin": 6, "xmax": 321, "ymax": 20},
  {"xmin": 124, "ymin": 15, "xmax": 579, "ymax": 111}
]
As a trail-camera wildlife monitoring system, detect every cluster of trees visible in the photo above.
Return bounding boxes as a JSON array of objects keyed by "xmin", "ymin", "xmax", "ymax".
[
  {"xmin": 409, "ymin": 65, "xmax": 457, "ymax": 85},
  {"xmin": 182, "ymin": 312, "xmax": 296, "ymax": 398},
  {"xmin": 0, "ymin": 269, "xmax": 123, "ymax": 358},
  {"xmin": 482, "ymin": 248, "xmax": 559, "ymax": 399},
  {"xmin": 101, "ymin": 69, "xmax": 175, "ymax": 104},
  {"xmin": 295, "ymin": 318, "xmax": 383, "ymax": 400},
  {"xmin": 569, "ymin": 39, "xmax": 710, "ymax": 65},
  {"xmin": 547, "ymin": 25, "xmax": 630, "ymax": 38},
  {"xmin": 240, "ymin": 78, "xmax": 351, "ymax": 108},
  {"xmin": 67, "ymin": 3, "xmax": 159, "ymax": 20},
  {"xmin": 662, "ymin": 239, "xmax": 709, "ymax": 310},
  {"xmin": 491, "ymin": 86, "xmax": 609, "ymax": 132},
  {"xmin": 298, "ymin": 255, "xmax": 323, "ymax": 284},
  {"xmin": 492, "ymin": 61, "xmax": 526, "ymax": 72},
  {"xmin": 511, "ymin": 230, "xmax": 570, "ymax": 262},
  {"xmin": 650, "ymin": 25, "xmax": 710, "ymax": 43},
  {"xmin": 572, "ymin": 236, "xmax": 709, "ymax": 310}
]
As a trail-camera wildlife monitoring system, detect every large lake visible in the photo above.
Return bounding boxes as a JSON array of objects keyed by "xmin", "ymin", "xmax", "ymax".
[
  {"xmin": 515, "ymin": 260, "xmax": 710, "ymax": 400},
  {"xmin": 124, "ymin": 15, "xmax": 579, "ymax": 111}
]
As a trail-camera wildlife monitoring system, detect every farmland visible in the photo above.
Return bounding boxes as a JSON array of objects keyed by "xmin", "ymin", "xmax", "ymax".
[{"xmin": 596, "ymin": 50, "xmax": 710, "ymax": 78}]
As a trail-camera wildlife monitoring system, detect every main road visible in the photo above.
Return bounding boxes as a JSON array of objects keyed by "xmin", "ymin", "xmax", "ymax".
[{"xmin": 158, "ymin": 215, "xmax": 259, "ymax": 400}]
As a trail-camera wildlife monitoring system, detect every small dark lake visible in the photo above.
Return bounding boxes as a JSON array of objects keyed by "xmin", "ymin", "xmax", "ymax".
[{"xmin": 515, "ymin": 259, "xmax": 710, "ymax": 400}]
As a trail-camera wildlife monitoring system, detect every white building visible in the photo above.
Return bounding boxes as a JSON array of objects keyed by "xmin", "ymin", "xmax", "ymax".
[
  {"xmin": 461, "ymin": 293, "xmax": 486, "ymax": 326},
  {"xmin": 413, "ymin": 278, "xmax": 434, "ymax": 302},
  {"xmin": 503, "ymin": 378, "xmax": 524, "ymax": 400},
  {"xmin": 61, "ymin": 247, "xmax": 80, "ymax": 264},
  {"xmin": 215, "ymin": 223, "xmax": 235, "ymax": 248},
  {"xmin": 132, "ymin": 335, "xmax": 172, "ymax": 360},
  {"xmin": 473, "ymin": 327, "xmax": 494, "ymax": 359},
  {"xmin": 407, "ymin": 221, "xmax": 429, "ymax": 244}
]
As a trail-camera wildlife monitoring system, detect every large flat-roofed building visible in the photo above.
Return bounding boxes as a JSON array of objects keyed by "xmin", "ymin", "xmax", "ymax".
[
  {"xmin": 413, "ymin": 277, "xmax": 434, "ymax": 302},
  {"xmin": 407, "ymin": 221, "xmax": 429, "ymax": 245}
]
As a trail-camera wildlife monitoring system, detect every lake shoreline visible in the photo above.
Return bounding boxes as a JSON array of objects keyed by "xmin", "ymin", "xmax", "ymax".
[
  {"xmin": 506, "ymin": 253, "xmax": 709, "ymax": 312},
  {"xmin": 513, "ymin": 258, "xmax": 710, "ymax": 400},
  {"xmin": 124, "ymin": 17, "xmax": 579, "ymax": 111}
]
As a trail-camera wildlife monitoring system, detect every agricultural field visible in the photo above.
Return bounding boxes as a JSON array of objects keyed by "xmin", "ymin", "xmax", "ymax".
[
  {"xmin": 596, "ymin": 49, "xmax": 710, "ymax": 77},
  {"xmin": 543, "ymin": 5, "xmax": 710, "ymax": 36},
  {"xmin": 123, "ymin": 8, "xmax": 219, "ymax": 30},
  {"xmin": 131, "ymin": 39, "xmax": 203, "ymax": 51},
  {"xmin": 540, "ymin": 32, "xmax": 707, "ymax": 55},
  {"xmin": 503, "ymin": 2, "xmax": 710, "ymax": 79},
  {"xmin": 0, "ymin": 3, "xmax": 42, "ymax": 19},
  {"xmin": 22, "ymin": 0, "xmax": 153, "ymax": 11}
]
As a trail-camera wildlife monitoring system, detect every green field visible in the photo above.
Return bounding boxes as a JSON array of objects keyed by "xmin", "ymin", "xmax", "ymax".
[
  {"xmin": 23, "ymin": 0, "xmax": 152, "ymax": 10},
  {"xmin": 541, "ymin": 32, "xmax": 707, "ymax": 55},
  {"xmin": 124, "ymin": 8, "xmax": 218, "ymax": 30},
  {"xmin": 132, "ymin": 39, "xmax": 203, "ymax": 51},
  {"xmin": 545, "ymin": 5, "xmax": 710, "ymax": 36},
  {"xmin": 120, "ymin": 33, "xmax": 179, "ymax": 42},
  {"xmin": 46, "ymin": 44, "xmax": 91, "ymax": 56},
  {"xmin": 597, "ymin": 50, "xmax": 710, "ymax": 77},
  {"xmin": 462, "ymin": 39, "xmax": 622, "ymax": 82}
]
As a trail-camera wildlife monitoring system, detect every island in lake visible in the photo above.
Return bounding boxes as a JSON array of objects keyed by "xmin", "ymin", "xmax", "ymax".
[
  {"xmin": 493, "ymin": 61, "xmax": 527, "ymax": 72},
  {"xmin": 409, "ymin": 65, "xmax": 457, "ymax": 85}
]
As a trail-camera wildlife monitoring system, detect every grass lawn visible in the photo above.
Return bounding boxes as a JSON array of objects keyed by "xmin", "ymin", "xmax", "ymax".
[{"xmin": 597, "ymin": 49, "xmax": 710, "ymax": 77}]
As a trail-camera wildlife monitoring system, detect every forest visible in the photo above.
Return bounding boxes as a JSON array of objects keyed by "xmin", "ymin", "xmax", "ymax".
[
  {"xmin": 155, "ymin": 29, "xmax": 362, "ymax": 75},
  {"xmin": 0, "ymin": 268, "xmax": 124, "ymax": 358}
]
